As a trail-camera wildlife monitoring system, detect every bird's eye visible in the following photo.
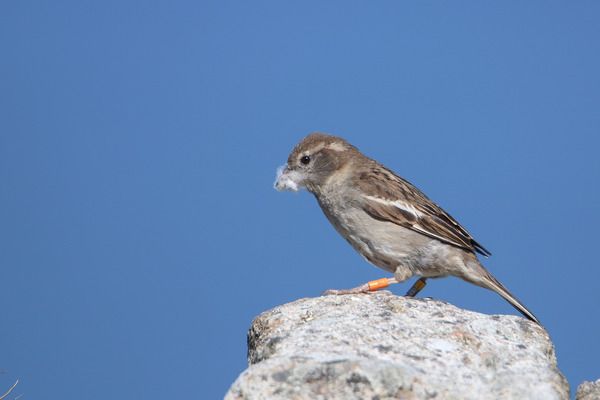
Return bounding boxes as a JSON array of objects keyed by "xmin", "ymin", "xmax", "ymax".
[{"xmin": 300, "ymin": 155, "xmax": 311, "ymax": 165}]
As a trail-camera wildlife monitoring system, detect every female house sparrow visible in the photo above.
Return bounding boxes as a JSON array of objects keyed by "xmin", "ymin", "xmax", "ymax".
[{"xmin": 274, "ymin": 132, "xmax": 539, "ymax": 324}]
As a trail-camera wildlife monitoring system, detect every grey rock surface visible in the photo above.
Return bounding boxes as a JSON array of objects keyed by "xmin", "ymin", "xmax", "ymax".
[
  {"xmin": 576, "ymin": 379, "xmax": 600, "ymax": 400},
  {"xmin": 226, "ymin": 292, "xmax": 568, "ymax": 400}
]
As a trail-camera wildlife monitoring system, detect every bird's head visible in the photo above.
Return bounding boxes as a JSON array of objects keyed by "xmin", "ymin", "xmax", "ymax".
[{"xmin": 274, "ymin": 132, "xmax": 358, "ymax": 194}]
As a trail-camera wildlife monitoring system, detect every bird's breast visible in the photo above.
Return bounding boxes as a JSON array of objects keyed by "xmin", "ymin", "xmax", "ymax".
[{"xmin": 316, "ymin": 194, "xmax": 431, "ymax": 273}]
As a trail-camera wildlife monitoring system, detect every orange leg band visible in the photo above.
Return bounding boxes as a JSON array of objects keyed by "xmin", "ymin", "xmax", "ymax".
[{"xmin": 368, "ymin": 278, "xmax": 391, "ymax": 291}]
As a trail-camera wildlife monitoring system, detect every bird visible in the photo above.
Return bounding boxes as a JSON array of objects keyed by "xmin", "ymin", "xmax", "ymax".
[{"xmin": 274, "ymin": 132, "xmax": 539, "ymax": 324}]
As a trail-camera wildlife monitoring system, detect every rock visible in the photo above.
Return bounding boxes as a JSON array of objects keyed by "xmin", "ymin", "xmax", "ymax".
[
  {"xmin": 225, "ymin": 292, "xmax": 569, "ymax": 400},
  {"xmin": 576, "ymin": 379, "xmax": 600, "ymax": 400}
]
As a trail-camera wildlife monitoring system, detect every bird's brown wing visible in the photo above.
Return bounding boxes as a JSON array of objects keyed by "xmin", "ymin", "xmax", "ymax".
[{"xmin": 354, "ymin": 165, "xmax": 491, "ymax": 256}]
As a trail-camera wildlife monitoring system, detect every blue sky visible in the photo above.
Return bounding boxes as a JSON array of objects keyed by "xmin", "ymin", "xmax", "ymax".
[{"xmin": 1, "ymin": 2, "xmax": 599, "ymax": 398}]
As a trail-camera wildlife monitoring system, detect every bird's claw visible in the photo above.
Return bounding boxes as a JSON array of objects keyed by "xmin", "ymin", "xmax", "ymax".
[{"xmin": 322, "ymin": 285, "xmax": 370, "ymax": 296}]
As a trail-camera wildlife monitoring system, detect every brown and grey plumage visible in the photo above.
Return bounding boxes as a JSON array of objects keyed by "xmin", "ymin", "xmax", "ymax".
[{"xmin": 274, "ymin": 132, "xmax": 539, "ymax": 324}]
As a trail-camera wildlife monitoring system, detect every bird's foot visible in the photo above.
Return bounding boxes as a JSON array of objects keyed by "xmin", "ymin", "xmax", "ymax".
[
  {"xmin": 322, "ymin": 283, "xmax": 370, "ymax": 296},
  {"xmin": 323, "ymin": 278, "xmax": 397, "ymax": 296}
]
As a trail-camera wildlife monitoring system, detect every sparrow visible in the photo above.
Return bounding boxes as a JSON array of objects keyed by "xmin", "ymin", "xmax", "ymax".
[{"xmin": 274, "ymin": 132, "xmax": 539, "ymax": 324}]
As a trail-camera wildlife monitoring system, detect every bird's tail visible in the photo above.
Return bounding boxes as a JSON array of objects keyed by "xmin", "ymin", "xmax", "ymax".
[{"xmin": 467, "ymin": 263, "xmax": 540, "ymax": 325}]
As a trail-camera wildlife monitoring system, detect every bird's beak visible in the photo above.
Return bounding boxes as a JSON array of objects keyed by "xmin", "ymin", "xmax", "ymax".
[{"xmin": 274, "ymin": 165, "xmax": 303, "ymax": 192}]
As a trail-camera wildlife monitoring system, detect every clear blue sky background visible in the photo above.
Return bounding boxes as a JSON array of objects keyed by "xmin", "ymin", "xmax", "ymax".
[{"xmin": 1, "ymin": 2, "xmax": 598, "ymax": 398}]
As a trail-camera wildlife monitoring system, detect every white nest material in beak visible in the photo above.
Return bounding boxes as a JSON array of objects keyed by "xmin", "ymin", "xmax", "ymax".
[{"xmin": 274, "ymin": 165, "xmax": 302, "ymax": 192}]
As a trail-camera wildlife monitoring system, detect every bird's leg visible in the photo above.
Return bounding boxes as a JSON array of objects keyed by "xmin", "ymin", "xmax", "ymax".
[
  {"xmin": 405, "ymin": 277, "xmax": 427, "ymax": 297},
  {"xmin": 323, "ymin": 277, "xmax": 398, "ymax": 295}
]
